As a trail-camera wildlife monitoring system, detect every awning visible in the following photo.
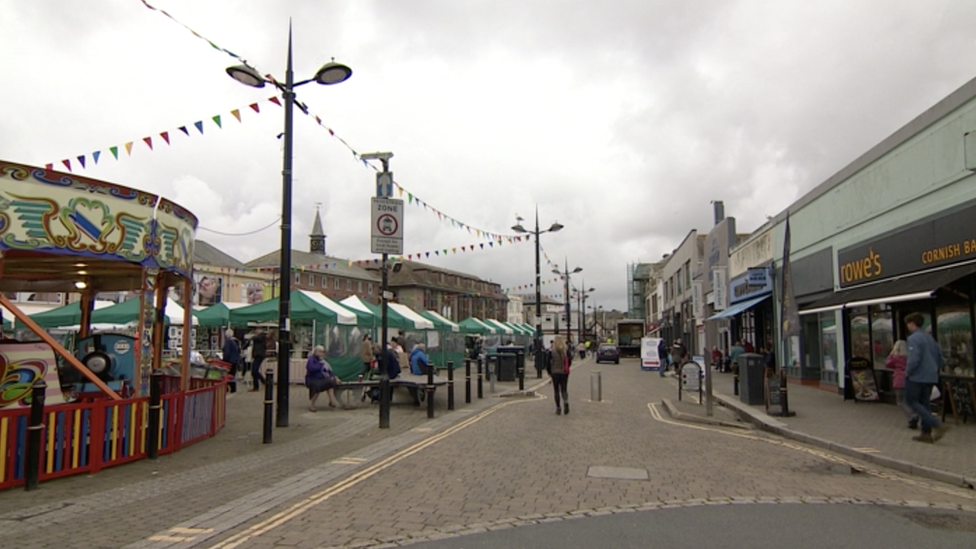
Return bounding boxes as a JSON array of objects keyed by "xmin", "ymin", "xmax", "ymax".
[
  {"xmin": 706, "ymin": 294, "xmax": 770, "ymax": 321},
  {"xmin": 799, "ymin": 262, "xmax": 976, "ymax": 315}
]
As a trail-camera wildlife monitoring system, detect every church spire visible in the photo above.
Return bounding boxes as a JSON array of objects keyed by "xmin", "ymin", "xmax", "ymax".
[{"xmin": 309, "ymin": 204, "xmax": 326, "ymax": 255}]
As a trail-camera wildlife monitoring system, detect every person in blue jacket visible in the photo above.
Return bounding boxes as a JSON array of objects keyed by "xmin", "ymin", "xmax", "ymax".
[
  {"xmin": 410, "ymin": 343, "xmax": 431, "ymax": 375},
  {"xmin": 904, "ymin": 312, "xmax": 948, "ymax": 443}
]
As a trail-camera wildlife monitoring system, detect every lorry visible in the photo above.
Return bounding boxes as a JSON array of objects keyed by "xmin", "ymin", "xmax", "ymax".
[{"xmin": 615, "ymin": 319, "xmax": 645, "ymax": 358}]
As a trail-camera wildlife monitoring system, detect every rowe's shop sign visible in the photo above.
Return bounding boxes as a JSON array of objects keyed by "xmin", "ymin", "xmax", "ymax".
[{"xmin": 837, "ymin": 201, "xmax": 976, "ymax": 288}]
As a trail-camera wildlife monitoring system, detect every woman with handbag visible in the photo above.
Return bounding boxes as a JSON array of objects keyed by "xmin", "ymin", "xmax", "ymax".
[
  {"xmin": 549, "ymin": 336, "xmax": 573, "ymax": 415},
  {"xmin": 306, "ymin": 345, "xmax": 340, "ymax": 411}
]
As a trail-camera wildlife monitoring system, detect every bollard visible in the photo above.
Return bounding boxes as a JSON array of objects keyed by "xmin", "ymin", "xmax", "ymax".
[
  {"xmin": 464, "ymin": 359, "xmax": 471, "ymax": 404},
  {"xmin": 733, "ymin": 372, "xmax": 739, "ymax": 396},
  {"xmin": 24, "ymin": 380, "xmax": 47, "ymax": 491},
  {"xmin": 476, "ymin": 357, "xmax": 483, "ymax": 399},
  {"xmin": 488, "ymin": 356, "xmax": 496, "ymax": 394},
  {"xmin": 147, "ymin": 371, "xmax": 163, "ymax": 460},
  {"xmin": 590, "ymin": 371, "xmax": 602, "ymax": 402},
  {"xmin": 517, "ymin": 356, "xmax": 525, "ymax": 391},
  {"xmin": 263, "ymin": 369, "xmax": 274, "ymax": 444},
  {"xmin": 426, "ymin": 363, "xmax": 435, "ymax": 419},
  {"xmin": 447, "ymin": 360, "xmax": 455, "ymax": 411}
]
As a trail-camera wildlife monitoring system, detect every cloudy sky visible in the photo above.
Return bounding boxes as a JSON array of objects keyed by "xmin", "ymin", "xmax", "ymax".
[{"xmin": 4, "ymin": 0, "xmax": 976, "ymax": 311}]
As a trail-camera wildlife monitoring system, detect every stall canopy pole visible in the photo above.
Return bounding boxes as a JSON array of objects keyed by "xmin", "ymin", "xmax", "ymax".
[
  {"xmin": 0, "ymin": 294, "xmax": 122, "ymax": 400},
  {"xmin": 153, "ymin": 277, "xmax": 167, "ymax": 376},
  {"xmin": 79, "ymin": 290, "xmax": 94, "ymax": 339},
  {"xmin": 181, "ymin": 276, "xmax": 193, "ymax": 391}
]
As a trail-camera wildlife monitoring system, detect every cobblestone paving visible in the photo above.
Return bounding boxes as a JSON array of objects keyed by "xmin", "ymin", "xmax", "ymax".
[{"xmin": 3, "ymin": 360, "xmax": 974, "ymax": 549}]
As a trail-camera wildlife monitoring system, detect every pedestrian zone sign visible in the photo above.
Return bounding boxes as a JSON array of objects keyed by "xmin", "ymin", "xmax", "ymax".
[{"xmin": 371, "ymin": 197, "xmax": 404, "ymax": 254}]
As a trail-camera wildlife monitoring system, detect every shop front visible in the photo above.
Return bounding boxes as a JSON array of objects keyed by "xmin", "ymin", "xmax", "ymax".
[
  {"xmin": 801, "ymin": 200, "xmax": 976, "ymax": 412},
  {"xmin": 708, "ymin": 267, "xmax": 774, "ymax": 355}
]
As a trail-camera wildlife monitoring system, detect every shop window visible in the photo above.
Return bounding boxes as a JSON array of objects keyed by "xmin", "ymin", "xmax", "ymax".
[
  {"xmin": 820, "ymin": 312, "xmax": 838, "ymax": 372},
  {"xmin": 849, "ymin": 307, "xmax": 871, "ymax": 362},
  {"xmin": 870, "ymin": 306, "xmax": 893, "ymax": 370},
  {"xmin": 936, "ymin": 300, "xmax": 973, "ymax": 377}
]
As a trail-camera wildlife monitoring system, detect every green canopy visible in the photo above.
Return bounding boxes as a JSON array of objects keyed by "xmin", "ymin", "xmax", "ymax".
[
  {"xmin": 420, "ymin": 310, "xmax": 460, "ymax": 332},
  {"xmin": 459, "ymin": 317, "xmax": 495, "ymax": 334},
  {"xmin": 92, "ymin": 297, "xmax": 196, "ymax": 325},
  {"xmin": 230, "ymin": 290, "xmax": 357, "ymax": 325},
  {"xmin": 15, "ymin": 300, "xmax": 119, "ymax": 329},
  {"xmin": 194, "ymin": 302, "xmax": 251, "ymax": 328},
  {"xmin": 483, "ymin": 318, "xmax": 514, "ymax": 335},
  {"xmin": 338, "ymin": 295, "xmax": 382, "ymax": 327},
  {"xmin": 505, "ymin": 322, "xmax": 532, "ymax": 336},
  {"xmin": 1, "ymin": 315, "xmax": 10, "ymax": 330},
  {"xmin": 339, "ymin": 296, "xmax": 434, "ymax": 330}
]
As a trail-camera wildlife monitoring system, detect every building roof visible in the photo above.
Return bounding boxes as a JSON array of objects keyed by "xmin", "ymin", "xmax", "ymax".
[
  {"xmin": 363, "ymin": 259, "xmax": 505, "ymax": 299},
  {"xmin": 246, "ymin": 249, "xmax": 379, "ymax": 282},
  {"xmin": 194, "ymin": 240, "xmax": 246, "ymax": 269}
]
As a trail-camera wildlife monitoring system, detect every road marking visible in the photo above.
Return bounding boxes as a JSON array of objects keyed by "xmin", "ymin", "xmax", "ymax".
[
  {"xmin": 203, "ymin": 398, "xmax": 530, "ymax": 549},
  {"xmin": 171, "ymin": 528, "xmax": 213, "ymax": 535},
  {"xmin": 330, "ymin": 457, "xmax": 367, "ymax": 465},
  {"xmin": 852, "ymin": 447, "xmax": 881, "ymax": 453},
  {"xmin": 646, "ymin": 403, "xmax": 976, "ymax": 501},
  {"xmin": 411, "ymin": 427, "xmax": 434, "ymax": 433}
]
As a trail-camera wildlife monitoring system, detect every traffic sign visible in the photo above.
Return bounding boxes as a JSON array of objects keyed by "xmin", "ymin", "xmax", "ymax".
[{"xmin": 371, "ymin": 197, "xmax": 404, "ymax": 254}]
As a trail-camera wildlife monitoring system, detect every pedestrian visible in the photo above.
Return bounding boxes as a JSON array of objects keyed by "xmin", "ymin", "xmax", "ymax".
[
  {"xmin": 305, "ymin": 345, "xmax": 339, "ymax": 411},
  {"xmin": 549, "ymin": 335, "xmax": 572, "ymax": 415},
  {"xmin": 360, "ymin": 333, "xmax": 374, "ymax": 377},
  {"xmin": 672, "ymin": 338, "xmax": 688, "ymax": 371},
  {"xmin": 657, "ymin": 339, "xmax": 669, "ymax": 377},
  {"xmin": 222, "ymin": 328, "xmax": 241, "ymax": 393},
  {"xmin": 904, "ymin": 313, "xmax": 948, "ymax": 443},
  {"xmin": 410, "ymin": 343, "xmax": 431, "ymax": 375},
  {"xmin": 245, "ymin": 327, "xmax": 269, "ymax": 392},
  {"xmin": 711, "ymin": 345, "xmax": 723, "ymax": 371},
  {"xmin": 729, "ymin": 340, "xmax": 745, "ymax": 374},
  {"xmin": 743, "ymin": 340, "xmax": 755, "ymax": 354},
  {"xmin": 885, "ymin": 339, "xmax": 918, "ymax": 429},
  {"xmin": 577, "ymin": 341, "xmax": 586, "ymax": 360}
]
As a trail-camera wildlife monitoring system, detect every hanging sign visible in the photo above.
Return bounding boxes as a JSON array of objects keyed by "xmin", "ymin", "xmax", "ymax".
[{"xmin": 371, "ymin": 197, "xmax": 404, "ymax": 254}]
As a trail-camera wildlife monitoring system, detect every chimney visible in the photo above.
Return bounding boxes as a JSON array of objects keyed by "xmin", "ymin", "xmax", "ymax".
[{"xmin": 713, "ymin": 200, "xmax": 725, "ymax": 226}]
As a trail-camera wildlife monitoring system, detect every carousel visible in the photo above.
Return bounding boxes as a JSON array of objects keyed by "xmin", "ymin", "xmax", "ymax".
[{"xmin": 0, "ymin": 159, "xmax": 227, "ymax": 490}]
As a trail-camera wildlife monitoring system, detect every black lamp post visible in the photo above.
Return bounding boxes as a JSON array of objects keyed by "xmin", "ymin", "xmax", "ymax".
[
  {"xmin": 512, "ymin": 207, "xmax": 562, "ymax": 378},
  {"xmin": 553, "ymin": 259, "xmax": 582, "ymax": 343},
  {"xmin": 576, "ymin": 284, "xmax": 595, "ymax": 345},
  {"xmin": 226, "ymin": 25, "xmax": 351, "ymax": 428}
]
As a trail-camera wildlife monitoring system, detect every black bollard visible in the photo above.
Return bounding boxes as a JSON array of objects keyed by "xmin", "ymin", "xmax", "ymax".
[
  {"xmin": 447, "ymin": 360, "xmax": 455, "ymax": 411},
  {"xmin": 476, "ymin": 357, "xmax": 483, "ymax": 399},
  {"xmin": 733, "ymin": 372, "xmax": 739, "ymax": 396},
  {"xmin": 778, "ymin": 366, "xmax": 795, "ymax": 417},
  {"xmin": 464, "ymin": 359, "xmax": 471, "ymax": 404},
  {"xmin": 25, "ymin": 380, "xmax": 47, "ymax": 491},
  {"xmin": 147, "ymin": 371, "xmax": 163, "ymax": 460},
  {"xmin": 517, "ymin": 355, "xmax": 525, "ymax": 391},
  {"xmin": 263, "ymin": 368, "xmax": 274, "ymax": 444},
  {"xmin": 426, "ymin": 362, "xmax": 435, "ymax": 419}
]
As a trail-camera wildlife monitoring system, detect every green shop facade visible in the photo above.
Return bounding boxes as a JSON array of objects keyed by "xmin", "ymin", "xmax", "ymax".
[{"xmin": 767, "ymin": 75, "xmax": 976, "ymax": 409}]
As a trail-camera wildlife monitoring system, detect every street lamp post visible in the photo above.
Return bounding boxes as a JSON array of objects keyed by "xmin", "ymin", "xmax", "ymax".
[
  {"xmin": 553, "ymin": 259, "xmax": 582, "ymax": 344},
  {"xmin": 512, "ymin": 207, "xmax": 563, "ymax": 378},
  {"xmin": 361, "ymin": 152, "xmax": 394, "ymax": 429},
  {"xmin": 226, "ymin": 25, "xmax": 351, "ymax": 428},
  {"xmin": 576, "ymin": 283, "xmax": 594, "ymax": 346}
]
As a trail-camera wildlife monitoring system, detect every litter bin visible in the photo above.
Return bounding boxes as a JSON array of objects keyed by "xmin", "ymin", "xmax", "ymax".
[
  {"xmin": 497, "ymin": 345, "xmax": 525, "ymax": 381},
  {"xmin": 495, "ymin": 352, "xmax": 517, "ymax": 381},
  {"xmin": 738, "ymin": 353, "xmax": 765, "ymax": 405}
]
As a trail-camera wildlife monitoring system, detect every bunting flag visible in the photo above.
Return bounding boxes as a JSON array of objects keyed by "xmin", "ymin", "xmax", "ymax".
[
  {"xmin": 141, "ymin": 0, "xmax": 529, "ymax": 243},
  {"xmin": 48, "ymin": 97, "xmax": 277, "ymax": 173}
]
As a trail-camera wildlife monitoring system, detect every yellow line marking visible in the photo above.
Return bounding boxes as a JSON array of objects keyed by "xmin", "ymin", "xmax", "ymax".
[
  {"xmin": 171, "ymin": 527, "xmax": 214, "ymax": 534},
  {"xmin": 204, "ymin": 399, "xmax": 526, "ymax": 549},
  {"xmin": 149, "ymin": 535, "xmax": 193, "ymax": 542},
  {"xmin": 330, "ymin": 457, "xmax": 367, "ymax": 465},
  {"xmin": 852, "ymin": 447, "xmax": 881, "ymax": 453},
  {"xmin": 646, "ymin": 403, "xmax": 976, "ymax": 501},
  {"xmin": 411, "ymin": 427, "xmax": 433, "ymax": 433}
]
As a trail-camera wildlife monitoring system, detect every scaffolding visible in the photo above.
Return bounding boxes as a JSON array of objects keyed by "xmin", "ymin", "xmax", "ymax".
[{"xmin": 627, "ymin": 263, "xmax": 652, "ymax": 320}]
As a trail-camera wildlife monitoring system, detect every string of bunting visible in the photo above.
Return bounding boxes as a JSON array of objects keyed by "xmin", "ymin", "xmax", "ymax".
[
  {"xmin": 46, "ymin": 96, "xmax": 280, "ymax": 172},
  {"xmin": 139, "ymin": 0, "xmax": 528, "ymax": 243}
]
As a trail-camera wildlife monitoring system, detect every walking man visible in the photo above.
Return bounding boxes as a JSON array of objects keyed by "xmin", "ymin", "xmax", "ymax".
[{"xmin": 904, "ymin": 313, "xmax": 948, "ymax": 443}]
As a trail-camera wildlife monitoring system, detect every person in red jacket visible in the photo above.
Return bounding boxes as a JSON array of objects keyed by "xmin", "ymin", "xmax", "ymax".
[{"xmin": 885, "ymin": 340, "xmax": 917, "ymax": 429}]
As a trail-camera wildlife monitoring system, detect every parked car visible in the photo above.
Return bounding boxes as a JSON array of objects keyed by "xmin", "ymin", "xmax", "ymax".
[{"xmin": 596, "ymin": 343, "xmax": 619, "ymax": 364}]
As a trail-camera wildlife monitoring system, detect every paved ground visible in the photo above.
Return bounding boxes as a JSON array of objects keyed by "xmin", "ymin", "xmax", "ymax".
[
  {"xmin": 2, "ymin": 358, "xmax": 974, "ymax": 549},
  {"xmin": 692, "ymin": 368, "xmax": 976, "ymax": 484}
]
